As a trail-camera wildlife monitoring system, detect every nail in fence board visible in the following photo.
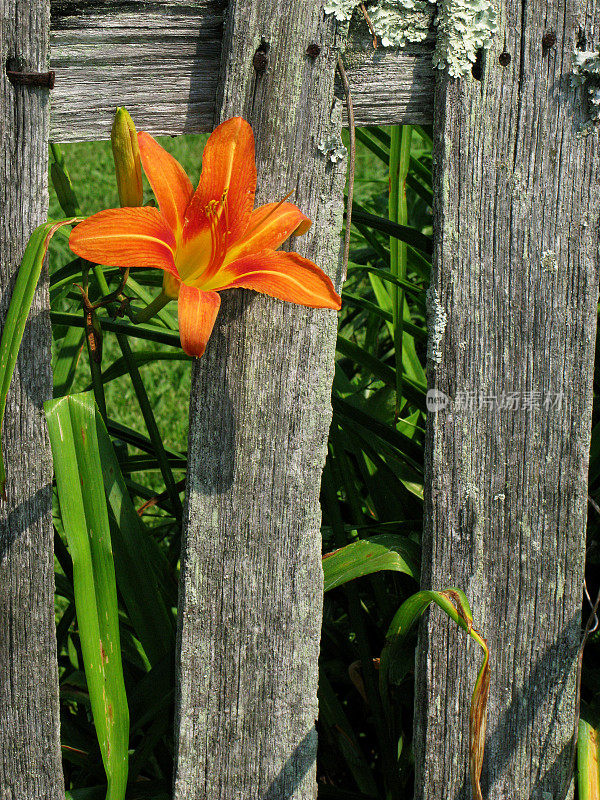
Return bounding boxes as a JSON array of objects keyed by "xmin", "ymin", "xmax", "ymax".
[
  {"xmin": 414, "ymin": 3, "xmax": 599, "ymax": 798},
  {"xmin": 173, "ymin": 7, "xmax": 347, "ymax": 800},
  {"xmin": 0, "ymin": 1, "xmax": 64, "ymax": 797},
  {"xmin": 49, "ymin": 0, "xmax": 434, "ymax": 140}
]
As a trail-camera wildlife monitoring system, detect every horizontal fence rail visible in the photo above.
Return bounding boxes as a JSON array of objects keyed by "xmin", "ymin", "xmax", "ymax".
[{"xmin": 49, "ymin": 0, "xmax": 434, "ymax": 141}]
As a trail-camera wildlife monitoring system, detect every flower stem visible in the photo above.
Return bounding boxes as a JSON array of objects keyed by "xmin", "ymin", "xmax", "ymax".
[
  {"xmin": 91, "ymin": 268, "xmax": 182, "ymax": 522},
  {"xmin": 389, "ymin": 125, "xmax": 412, "ymax": 421},
  {"xmin": 131, "ymin": 291, "xmax": 171, "ymax": 324}
]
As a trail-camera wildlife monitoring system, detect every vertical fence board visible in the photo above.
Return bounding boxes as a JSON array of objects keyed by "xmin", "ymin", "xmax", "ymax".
[
  {"xmin": 173, "ymin": 4, "xmax": 346, "ymax": 799},
  {"xmin": 0, "ymin": 0, "xmax": 64, "ymax": 798},
  {"xmin": 415, "ymin": 2, "xmax": 600, "ymax": 798}
]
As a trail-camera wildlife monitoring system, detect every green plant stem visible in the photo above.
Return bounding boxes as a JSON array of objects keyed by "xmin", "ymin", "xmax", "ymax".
[
  {"xmin": 50, "ymin": 312, "xmax": 181, "ymax": 348},
  {"xmin": 389, "ymin": 125, "xmax": 412, "ymax": 420},
  {"xmin": 82, "ymin": 265, "xmax": 109, "ymax": 422},
  {"xmin": 92, "ymin": 264, "xmax": 183, "ymax": 523},
  {"xmin": 88, "ymin": 341, "xmax": 108, "ymax": 420},
  {"xmin": 131, "ymin": 291, "xmax": 171, "ymax": 324}
]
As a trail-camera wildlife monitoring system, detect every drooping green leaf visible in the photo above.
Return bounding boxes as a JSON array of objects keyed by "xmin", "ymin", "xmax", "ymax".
[
  {"xmin": 0, "ymin": 218, "xmax": 80, "ymax": 496},
  {"xmin": 322, "ymin": 535, "xmax": 418, "ymax": 591},
  {"xmin": 379, "ymin": 589, "xmax": 489, "ymax": 800},
  {"xmin": 579, "ymin": 712, "xmax": 600, "ymax": 800},
  {"xmin": 46, "ymin": 392, "xmax": 129, "ymax": 800}
]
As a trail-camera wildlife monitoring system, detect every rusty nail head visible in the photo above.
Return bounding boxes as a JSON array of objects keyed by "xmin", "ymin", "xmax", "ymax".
[
  {"xmin": 542, "ymin": 31, "xmax": 557, "ymax": 55},
  {"xmin": 253, "ymin": 42, "xmax": 269, "ymax": 74},
  {"xmin": 253, "ymin": 50, "xmax": 268, "ymax": 73},
  {"xmin": 7, "ymin": 69, "xmax": 55, "ymax": 89}
]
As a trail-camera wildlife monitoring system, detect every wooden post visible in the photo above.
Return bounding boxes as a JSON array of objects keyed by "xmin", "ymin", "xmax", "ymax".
[
  {"xmin": 415, "ymin": 2, "xmax": 600, "ymax": 798},
  {"xmin": 0, "ymin": 1, "xmax": 64, "ymax": 798},
  {"xmin": 173, "ymin": 5, "xmax": 347, "ymax": 799}
]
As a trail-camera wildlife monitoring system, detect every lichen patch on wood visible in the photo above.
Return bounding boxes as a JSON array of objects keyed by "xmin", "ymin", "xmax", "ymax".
[
  {"xmin": 324, "ymin": 0, "xmax": 436, "ymax": 48},
  {"xmin": 322, "ymin": 0, "xmax": 497, "ymax": 77},
  {"xmin": 426, "ymin": 285, "xmax": 447, "ymax": 365},
  {"xmin": 572, "ymin": 46, "xmax": 600, "ymax": 122},
  {"xmin": 433, "ymin": 0, "xmax": 497, "ymax": 76}
]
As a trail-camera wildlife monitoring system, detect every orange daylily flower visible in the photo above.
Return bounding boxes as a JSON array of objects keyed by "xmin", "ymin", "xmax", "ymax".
[{"xmin": 69, "ymin": 116, "xmax": 341, "ymax": 357}]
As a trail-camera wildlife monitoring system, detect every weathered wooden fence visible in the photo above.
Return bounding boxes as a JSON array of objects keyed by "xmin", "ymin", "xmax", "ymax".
[
  {"xmin": 173, "ymin": 4, "xmax": 347, "ymax": 798},
  {"xmin": 415, "ymin": 3, "xmax": 600, "ymax": 798},
  {"xmin": 1, "ymin": 1, "xmax": 64, "ymax": 797},
  {"xmin": 1, "ymin": 0, "xmax": 598, "ymax": 798}
]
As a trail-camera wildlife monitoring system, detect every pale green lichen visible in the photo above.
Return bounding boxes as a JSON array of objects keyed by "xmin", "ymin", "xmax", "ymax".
[
  {"xmin": 433, "ymin": 0, "xmax": 498, "ymax": 77},
  {"xmin": 323, "ymin": 0, "xmax": 357, "ymax": 21},
  {"xmin": 541, "ymin": 250, "xmax": 557, "ymax": 273},
  {"xmin": 426, "ymin": 285, "xmax": 447, "ymax": 364},
  {"xmin": 572, "ymin": 49, "xmax": 600, "ymax": 121},
  {"xmin": 317, "ymin": 136, "xmax": 347, "ymax": 163},
  {"xmin": 324, "ymin": 0, "xmax": 436, "ymax": 48},
  {"xmin": 324, "ymin": 0, "xmax": 497, "ymax": 78},
  {"xmin": 368, "ymin": 1, "xmax": 436, "ymax": 49}
]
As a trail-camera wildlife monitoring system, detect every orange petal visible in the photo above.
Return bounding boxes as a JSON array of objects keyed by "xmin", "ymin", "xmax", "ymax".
[
  {"xmin": 183, "ymin": 117, "xmax": 257, "ymax": 245},
  {"xmin": 138, "ymin": 131, "xmax": 193, "ymax": 233},
  {"xmin": 214, "ymin": 250, "xmax": 341, "ymax": 309},
  {"xmin": 69, "ymin": 207, "xmax": 178, "ymax": 276},
  {"xmin": 223, "ymin": 202, "xmax": 311, "ymax": 265},
  {"xmin": 178, "ymin": 285, "xmax": 221, "ymax": 357}
]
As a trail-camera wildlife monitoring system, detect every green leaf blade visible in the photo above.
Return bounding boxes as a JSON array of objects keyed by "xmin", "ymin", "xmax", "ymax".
[
  {"xmin": 323, "ymin": 535, "xmax": 418, "ymax": 592},
  {"xmin": 46, "ymin": 392, "xmax": 129, "ymax": 800}
]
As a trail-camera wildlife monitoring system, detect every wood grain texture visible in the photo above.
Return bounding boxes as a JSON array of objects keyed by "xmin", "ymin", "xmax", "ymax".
[
  {"xmin": 414, "ymin": 2, "xmax": 600, "ymax": 799},
  {"xmin": 0, "ymin": 0, "xmax": 64, "ymax": 798},
  {"xmin": 339, "ymin": 31, "xmax": 435, "ymax": 127},
  {"xmin": 49, "ymin": 0, "xmax": 224, "ymax": 141},
  {"xmin": 48, "ymin": 0, "xmax": 434, "ymax": 141},
  {"xmin": 173, "ymin": 4, "xmax": 347, "ymax": 800}
]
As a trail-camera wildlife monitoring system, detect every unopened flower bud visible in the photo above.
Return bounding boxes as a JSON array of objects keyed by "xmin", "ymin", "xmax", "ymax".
[{"xmin": 111, "ymin": 107, "xmax": 143, "ymax": 208}]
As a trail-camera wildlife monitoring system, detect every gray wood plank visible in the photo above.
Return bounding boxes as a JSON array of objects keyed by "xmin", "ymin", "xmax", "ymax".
[
  {"xmin": 341, "ymin": 31, "xmax": 435, "ymax": 127},
  {"xmin": 414, "ymin": 2, "xmax": 600, "ymax": 798},
  {"xmin": 0, "ymin": 0, "xmax": 64, "ymax": 797},
  {"xmin": 49, "ymin": 0, "xmax": 224, "ymax": 141},
  {"xmin": 173, "ymin": 4, "xmax": 348, "ymax": 799},
  {"xmin": 49, "ymin": 1, "xmax": 433, "ymax": 141}
]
